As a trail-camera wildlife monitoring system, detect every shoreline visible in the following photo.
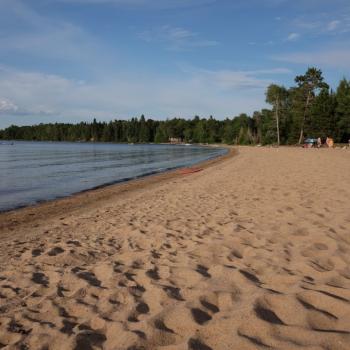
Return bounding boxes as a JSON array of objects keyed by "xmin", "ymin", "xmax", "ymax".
[
  {"xmin": 0, "ymin": 145, "xmax": 236, "ymax": 235},
  {"xmin": 0, "ymin": 147, "xmax": 349, "ymax": 349},
  {"xmin": 0, "ymin": 144, "xmax": 228, "ymax": 214}
]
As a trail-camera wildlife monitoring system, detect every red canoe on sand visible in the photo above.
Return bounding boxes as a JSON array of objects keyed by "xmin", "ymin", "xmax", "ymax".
[{"xmin": 179, "ymin": 167, "xmax": 203, "ymax": 175}]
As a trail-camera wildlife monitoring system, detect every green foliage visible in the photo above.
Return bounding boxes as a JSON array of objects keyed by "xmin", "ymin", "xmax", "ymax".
[
  {"xmin": 294, "ymin": 67, "xmax": 329, "ymax": 143},
  {"xmin": 308, "ymin": 88, "xmax": 336, "ymax": 138},
  {"xmin": 154, "ymin": 124, "xmax": 168, "ymax": 143},
  {"xmin": 335, "ymin": 79, "xmax": 350, "ymax": 142},
  {"xmin": 266, "ymin": 84, "xmax": 289, "ymax": 145},
  {"xmin": 0, "ymin": 68, "xmax": 349, "ymax": 145}
]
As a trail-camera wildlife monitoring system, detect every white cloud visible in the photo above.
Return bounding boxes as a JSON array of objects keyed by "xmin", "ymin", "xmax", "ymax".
[
  {"xmin": 0, "ymin": 98, "xmax": 19, "ymax": 113},
  {"xmin": 0, "ymin": 64, "xmax": 287, "ymax": 127},
  {"xmin": 327, "ymin": 20, "xmax": 341, "ymax": 31},
  {"xmin": 198, "ymin": 70, "xmax": 269, "ymax": 90},
  {"xmin": 139, "ymin": 25, "xmax": 218, "ymax": 50},
  {"xmin": 252, "ymin": 68, "xmax": 292, "ymax": 74},
  {"xmin": 272, "ymin": 48, "xmax": 350, "ymax": 69},
  {"xmin": 52, "ymin": 0, "xmax": 216, "ymax": 9},
  {"xmin": 0, "ymin": 23, "xmax": 90, "ymax": 60},
  {"xmin": 0, "ymin": 0, "xmax": 111, "ymax": 71},
  {"xmin": 286, "ymin": 32, "xmax": 300, "ymax": 41},
  {"xmin": 291, "ymin": 12, "xmax": 350, "ymax": 36},
  {"xmin": 186, "ymin": 67, "xmax": 291, "ymax": 90}
]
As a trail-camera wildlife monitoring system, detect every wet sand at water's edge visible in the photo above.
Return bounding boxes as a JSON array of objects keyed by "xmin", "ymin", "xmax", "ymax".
[{"xmin": 0, "ymin": 147, "xmax": 349, "ymax": 349}]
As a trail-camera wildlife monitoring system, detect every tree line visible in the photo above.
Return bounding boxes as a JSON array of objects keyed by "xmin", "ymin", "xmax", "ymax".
[{"xmin": 1, "ymin": 68, "xmax": 349, "ymax": 145}]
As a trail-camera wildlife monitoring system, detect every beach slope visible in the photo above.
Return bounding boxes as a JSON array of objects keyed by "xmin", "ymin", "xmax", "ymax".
[{"xmin": 0, "ymin": 147, "xmax": 349, "ymax": 349}]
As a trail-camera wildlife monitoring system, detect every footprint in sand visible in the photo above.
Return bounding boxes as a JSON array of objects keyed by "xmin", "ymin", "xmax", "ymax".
[
  {"xmin": 31, "ymin": 248, "xmax": 43, "ymax": 257},
  {"xmin": 154, "ymin": 319, "xmax": 175, "ymax": 333},
  {"xmin": 31, "ymin": 272, "xmax": 49, "ymax": 287},
  {"xmin": 136, "ymin": 301, "xmax": 150, "ymax": 314},
  {"xmin": 74, "ymin": 329, "xmax": 107, "ymax": 350},
  {"xmin": 162, "ymin": 285, "xmax": 185, "ymax": 301},
  {"xmin": 239, "ymin": 269, "xmax": 261, "ymax": 285},
  {"xmin": 60, "ymin": 319, "xmax": 78, "ymax": 335},
  {"xmin": 188, "ymin": 338, "xmax": 213, "ymax": 350},
  {"xmin": 195, "ymin": 265, "xmax": 211, "ymax": 278},
  {"xmin": 72, "ymin": 267, "xmax": 102, "ymax": 287},
  {"xmin": 190, "ymin": 308, "xmax": 212, "ymax": 325},
  {"xmin": 253, "ymin": 301, "xmax": 285, "ymax": 325},
  {"xmin": 48, "ymin": 246, "xmax": 65, "ymax": 256},
  {"xmin": 146, "ymin": 266, "xmax": 160, "ymax": 280},
  {"xmin": 200, "ymin": 299, "xmax": 220, "ymax": 314}
]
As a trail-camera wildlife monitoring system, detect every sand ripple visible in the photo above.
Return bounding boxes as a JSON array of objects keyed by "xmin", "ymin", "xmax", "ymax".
[{"xmin": 0, "ymin": 147, "xmax": 350, "ymax": 349}]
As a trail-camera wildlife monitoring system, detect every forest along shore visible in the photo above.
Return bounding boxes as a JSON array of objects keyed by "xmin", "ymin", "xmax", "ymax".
[
  {"xmin": 2, "ymin": 70, "xmax": 350, "ymax": 146},
  {"xmin": 0, "ymin": 147, "xmax": 350, "ymax": 350}
]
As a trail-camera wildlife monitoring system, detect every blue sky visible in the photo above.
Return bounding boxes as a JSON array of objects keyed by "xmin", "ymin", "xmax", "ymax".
[{"xmin": 0, "ymin": 0, "xmax": 349, "ymax": 128}]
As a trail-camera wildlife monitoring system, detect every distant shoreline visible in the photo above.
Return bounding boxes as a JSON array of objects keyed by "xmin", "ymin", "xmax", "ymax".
[
  {"xmin": 0, "ymin": 142, "xmax": 228, "ymax": 214},
  {"xmin": 0, "ymin": 145, "xmax": 235, "ymax": 235}
]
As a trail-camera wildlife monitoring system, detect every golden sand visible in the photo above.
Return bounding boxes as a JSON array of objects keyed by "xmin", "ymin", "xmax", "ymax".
[{"xmin": 0, "ymin": 147, "xmax": 349, "ymax": 349}]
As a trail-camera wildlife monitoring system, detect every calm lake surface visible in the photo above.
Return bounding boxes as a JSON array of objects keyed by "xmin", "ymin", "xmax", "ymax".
[{"xmin": 0, "ymin": 141, "xmax": 226, "ymax": 212}]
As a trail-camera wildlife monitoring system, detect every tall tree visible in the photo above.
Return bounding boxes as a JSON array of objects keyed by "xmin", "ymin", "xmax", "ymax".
[
  {"xmin": 138, "ymin": 115, "xmax": 150, "ymax": 143},
  {"xmin": 335, "ymin": 79, "xmax": 350, "ymax": 143},
  {"xmin": 294, "ymin": 67, "xmax": 328, "ymax": 144},
  {"xmin": 266, "ymin": 84, "xmax": 288, "ymax": 146},
  {"xmin": 308, "ymin": 88, "xmax": 336, "ymax": 138},
  {"xmin": 154, "ymin": 124, "xmax": 168, "ymax": 143}
]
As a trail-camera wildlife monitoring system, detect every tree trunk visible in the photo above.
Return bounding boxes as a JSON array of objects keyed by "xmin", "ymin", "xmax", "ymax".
[
  {"xmin": 298, "ymin": 91, "xmax": 311, "ymax": 144},
  {"xmin": 275, "ymin": 97, "xmax": 280, "ymax": 146},
  {"xmin": 298, "ymin": 125, "xmax": 304, "ymax": 145}
]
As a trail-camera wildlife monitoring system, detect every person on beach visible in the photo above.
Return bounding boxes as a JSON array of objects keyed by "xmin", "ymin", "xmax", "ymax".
[
  {"xmin": 326, "ymin": 137, "xmax": 334, "ymax": 148},
  {"xmin": 317, "ymin": 137, "xmax": 322, "ymax": 148}
]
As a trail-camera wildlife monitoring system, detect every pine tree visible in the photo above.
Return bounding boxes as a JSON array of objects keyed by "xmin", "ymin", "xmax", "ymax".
[
  {"xmin": 335, "ymin": 79, "xmax": 350, "ymax": 143},
  {"xmin": 294, "ymin": 68, "xmax": 329, "ymax": 143},
  {"xmin": 308, "ymin": 88, "xmax": 336, "ymax": 139}
]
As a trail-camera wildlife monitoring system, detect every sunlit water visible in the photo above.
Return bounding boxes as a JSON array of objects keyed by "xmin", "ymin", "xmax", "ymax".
[{"xmin": 0, "ymin": 141, "xmax": 226, "ymax": 212}]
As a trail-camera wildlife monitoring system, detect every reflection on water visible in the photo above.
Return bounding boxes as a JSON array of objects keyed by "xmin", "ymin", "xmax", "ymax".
[{"xmin": 0, "ymin": 142, "xmax": 226, "ymax": 211}]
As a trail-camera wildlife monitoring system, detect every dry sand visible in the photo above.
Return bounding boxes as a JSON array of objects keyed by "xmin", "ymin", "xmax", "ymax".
[{"xmin": 0, "ymin": 147, "xmax": 349, "ymax": 350}]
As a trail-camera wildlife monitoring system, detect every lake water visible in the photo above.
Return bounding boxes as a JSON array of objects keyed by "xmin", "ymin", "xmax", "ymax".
[{"xmin": 0, "ymin": 141, "xmax": 226, "ymax": 212}]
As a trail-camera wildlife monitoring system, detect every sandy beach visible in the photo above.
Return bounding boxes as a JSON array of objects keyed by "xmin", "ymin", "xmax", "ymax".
[{"xmin": 0, "ymin": 146, "xmax": 349, "ymax": 350}]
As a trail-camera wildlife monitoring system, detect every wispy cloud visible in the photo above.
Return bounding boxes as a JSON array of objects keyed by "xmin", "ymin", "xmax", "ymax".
[
  {"xmin": 52, "ymin": 0, "xmax": 216, "ymax": 10},
  {"xmin": 291, "ymin": 12, "xmax": 350, "ymax": 36},
  {"xmin": 327, "ymin": 20, "xmax": 341, "ymax": 31},
  {"xmin": 251, "ymin": 68, "xmax": 292, "ymax": 74},
  {"xmin": 286, "ymin": 32, "xmax": 300, "ymax": 41},
  {"xmin": 0, "ymin": 0, "xmax": 113, "ymax": 74},
  {"xmin": 272, "ymin": 48, "xmax": 350, "ymax": 69},
  {"xmin": 138, "ymin": 25, "xmax": 218, "ymax": 51},
  {"xmin": 181, "ymin": 66, "xmax": 291, "ymax": 90},
  {"xmin": 0, "ymin": 98, "xmax": 19, "ymax": 113},
  {"xmin": 0, "ymin": 64, "xmax": 291, "ymax": 126},
  {"xmin": 196, "ymin": 70, "xmax": 270, "ymax": 90},
  {"xmin": 0, "ymin": 23, "xmax": 90, "ymax": 60}
]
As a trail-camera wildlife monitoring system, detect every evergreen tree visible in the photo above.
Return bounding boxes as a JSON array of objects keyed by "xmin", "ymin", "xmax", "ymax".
[
  {"xmin": 1, "ymin": 67, "xmax": 347, "ymax": 145},
  {"xmin": 139, "ymin": 115, "xmax": 150, "ymax": 143},
  {"xmin": 308, "ymin": 88, "xmax": 336, "ymax": 138},
  {"xmin": 154, "ymin": 124, "xmax": 168, "ymax": 143},
  {"xmin": 294, "ymin": 68, "xmax": 329, "ymax": 144},
  {"xmin": 335, "ymin": 79, "xmax": 350, "ymax": 143}
]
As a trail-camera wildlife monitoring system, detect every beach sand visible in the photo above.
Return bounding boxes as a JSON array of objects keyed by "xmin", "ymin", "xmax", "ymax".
[{"xmin": 0, "ymin": 147, "xmax": 349, "ymax": 350}]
